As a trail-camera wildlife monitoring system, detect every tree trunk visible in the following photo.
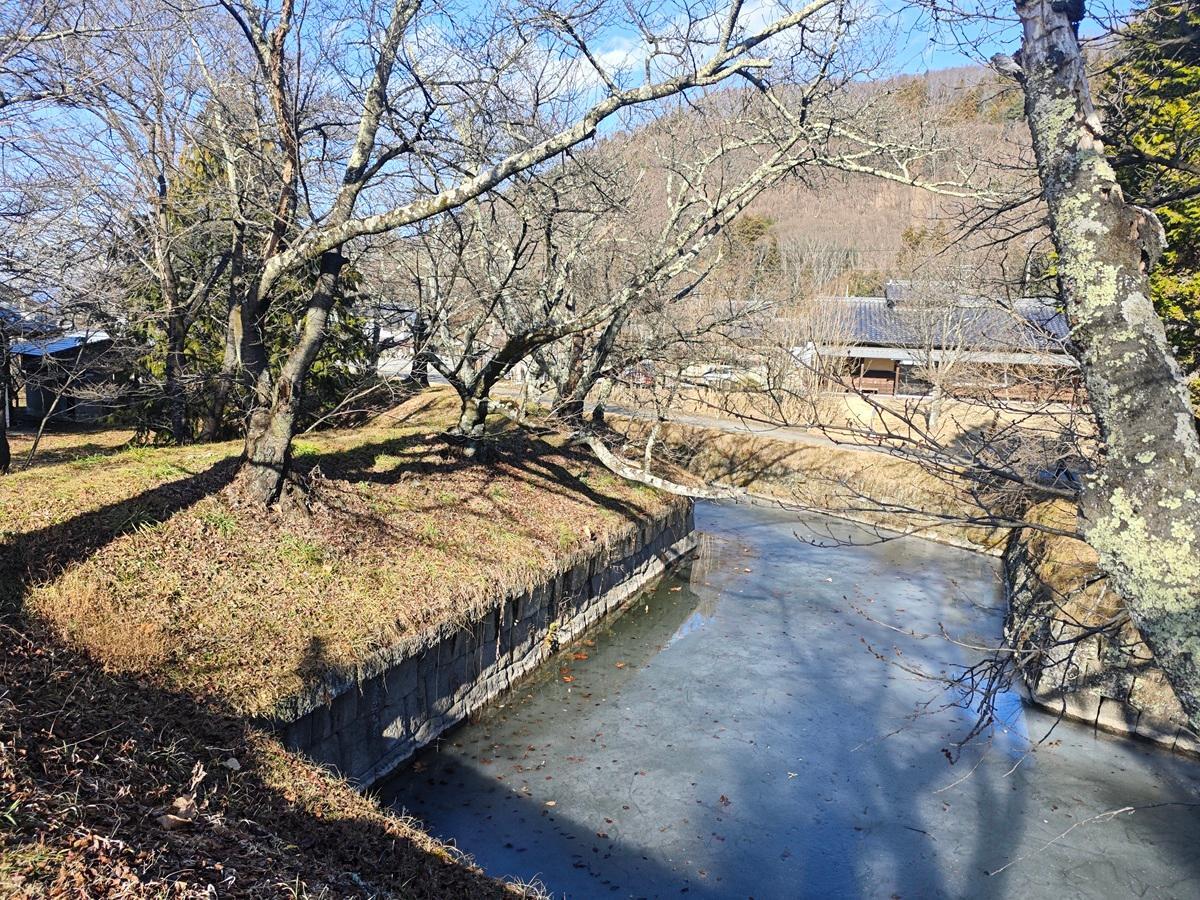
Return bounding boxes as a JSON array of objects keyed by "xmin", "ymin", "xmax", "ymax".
[
  {"xmin": 0, "ymin": 338, "xmax": 10, "ymax": 475},
  {"xmin": 557, "ymin": 398, "xmax": 586, "ymax": 428},
  {"xmin": 242, "ymin": 250, "xmax": 346, "ymax": 503},
  {"xmin": 1016, "ymin": 0, "xmax": 1200, "ymax": 727},
  {"xmin": 164, "ymin": 307, "xmax": 188, "ymax": 444},
  {"xmin": 201, "ymin": 300, "xmax": 240, "ymax": 442},
  {"xmin": 456, "ymin": 394, "xmax": 489, "ymax": 438},
  {"xmin": 201, "ymin": 225, "xmax": 246, "ymax": 442},
  {"xmin": 405, "ymin": 312, "xmax": 430, "ymax": 389},
  {"xmin": 557, "ymin": 305, "xmax": 631, "ymax": 427}
]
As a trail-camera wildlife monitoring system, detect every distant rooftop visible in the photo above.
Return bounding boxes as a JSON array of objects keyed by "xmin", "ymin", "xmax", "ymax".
[
  {"xmin": 811, "ymin": 295, "xmax": 1069, "ymax": 354},
  {"xmin": 10, "ymin": 330, "xmax": 112, "ymax": 358},
  {"xmin": 0, "ymin": 303, "xmax": 58, "ymax": 339}
]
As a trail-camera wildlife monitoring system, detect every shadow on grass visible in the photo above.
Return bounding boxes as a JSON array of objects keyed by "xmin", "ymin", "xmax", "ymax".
[
  {"xmin": 306, "ymin": 424, "xmax": 657, "ymax": 523},
  {"xmin": 0, "ymin": 405, "xmax": 683, "ymax": 895},
  {"xmin": 0, "ymin": 619, "xmax": 516, "ymax": 896},
  {"xmin": 0, "ymin": 456, "xmax": 242, "ymax": 612},
  {"xmin": 0, "ymin": 447, "xmax": 529, "ymax": 895}
]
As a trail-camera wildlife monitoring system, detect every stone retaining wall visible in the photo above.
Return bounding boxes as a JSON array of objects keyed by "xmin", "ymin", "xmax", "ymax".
[
  {"xmin": 270, "ymin": 501, "xmax": 696, "ymax": 786},
  {"xmin": 1003, "ymin": 516, "xmax": 1198, "ymax": 756}
]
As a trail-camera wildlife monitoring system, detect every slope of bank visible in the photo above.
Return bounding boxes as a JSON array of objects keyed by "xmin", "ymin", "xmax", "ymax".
[
  {"xmin": 2, "ymin": 389, "xmax": 675, "ymax": 716},
  {"xmin": 1005, "ymin": 501, "xmax": 1197, "ymax": 755},
  {"xmin": 0, "ymin": 622, "xmax": 522, "ymax": 898},
  {"xmin": 610, "ymin": 416, "xmax": 1009, "ymax": 553},
  {"xmin": 1, "ymin": 387, "xmax": 683, "ymax": 896}
]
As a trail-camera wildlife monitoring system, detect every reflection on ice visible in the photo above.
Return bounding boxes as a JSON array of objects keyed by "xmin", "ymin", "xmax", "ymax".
[{"xmin": 381, "ymin": 501, "xmax": 1200, "ymax": 900}]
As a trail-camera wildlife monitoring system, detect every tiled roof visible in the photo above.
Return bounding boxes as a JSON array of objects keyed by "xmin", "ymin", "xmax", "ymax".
[{"xmin": 813, "ymin": 296, "xmax": 1069, "ymax": 353}]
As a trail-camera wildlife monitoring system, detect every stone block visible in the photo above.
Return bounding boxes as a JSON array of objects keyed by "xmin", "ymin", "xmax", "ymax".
[
  {"xmin": 517, "ymin": 585, "xmax": 542, "ymax": 621},
  {"xmin": 1095, "ymin": 696, "xmax": 1139, "ymax": 735},
  {"xmin": 386, "ymin": 657, "xmax": 420, "ymax": 702},
  {"xmin": 309, "ymin": 703, "xmax": 334, "ymax": 742},
  {"xmin": 330, "ymin": 687, "xmax": 359, "ymax": 732},
  {"xmin": 309, "ymin": 732, "xmax": 343, "ymax": 772},
  {"xmin": 478, "ymin": 628, "xmax": 499, "ymax": 671},
  {"xmin": 452, "ymin": 626, "xmax": 471, "ymax": 660},
  {"xmin": 1129, "ymin": 669, "xmax": 1187, "ymax": 724},
  {"xmin": 282, "ymin": 714, "xmax": 311, "ymax": 751},
  {"xmin": 1038, "ymin": 688, "xmax": 1101, "ymax": 725},
  {"xmin": 1173, "ymin": 728, "xmax": 1200, "ymax": 757},
  {"xmin": 1133, "ymin": 713, "xmax": 1178, "ymax": 748}
]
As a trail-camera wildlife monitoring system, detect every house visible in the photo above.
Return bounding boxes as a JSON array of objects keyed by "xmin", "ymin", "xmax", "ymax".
[
  {"xmin": 1, "ymin": 303, "xmax": 59, "ymax": 428},
  {"xmin": 8, "ymin": 327, "xmax": 115, "ymax": 423},
  {"xmin": 793, "ymin": 288, "xmax": 1078, "ymax": 400}
]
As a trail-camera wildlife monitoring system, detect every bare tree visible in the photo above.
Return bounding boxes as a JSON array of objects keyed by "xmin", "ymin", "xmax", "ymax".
[{"xmin": 200, "ymin": 0, "xmax": 862, "ymax": 502}]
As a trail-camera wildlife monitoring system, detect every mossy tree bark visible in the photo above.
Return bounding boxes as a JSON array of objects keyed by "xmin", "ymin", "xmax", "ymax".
[{"xmin": 1015, "ymin": 0, "xmax": 1200, "ymax": 727}]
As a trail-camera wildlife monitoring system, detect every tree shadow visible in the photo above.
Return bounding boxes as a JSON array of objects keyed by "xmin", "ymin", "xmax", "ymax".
[
  {"xmin": 0, "ymin": 617, "xmax": 519, "ymax": 896},
  {"xmin": 0, "ymin": 456, "xmax": 242, "ymax": 612},
  {"xmin": 0, "ymin": 400, "xmax": 695, "ymax": 894},
  {"xmin": 0, "ymin": 455, "xmax": 525, "ymax": 895},
  {"xmin": 304, "ymin": 425, "xmax": 656, "ymax": 523}
]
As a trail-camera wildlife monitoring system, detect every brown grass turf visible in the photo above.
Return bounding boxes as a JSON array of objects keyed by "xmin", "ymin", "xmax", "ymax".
[{"xmin": 0, "ymin": 388, "xmax": 679, "ymax": 897}]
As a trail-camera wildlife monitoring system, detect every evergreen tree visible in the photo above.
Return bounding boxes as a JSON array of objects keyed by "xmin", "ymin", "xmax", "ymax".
[{"xmin": 1104, "ymin": 0, "xmax": 1200, "ymax": 384}]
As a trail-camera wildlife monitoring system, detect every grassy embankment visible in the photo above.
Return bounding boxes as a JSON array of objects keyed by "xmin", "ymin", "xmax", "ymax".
[
  {"xmin": 1, "ymin": 388, "xmax": 675, "ymax": 897},
  {"xmin": 605, "ymin": 384, "xmax": 1087, "ymax": 551},
  {"xmin": 614, "ymin": 417, "xmax": 1010, "ymax": 552}
]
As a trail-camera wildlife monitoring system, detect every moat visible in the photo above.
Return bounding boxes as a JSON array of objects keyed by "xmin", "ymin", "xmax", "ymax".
[{"xmin": 381, "ymin": 502, "xmax": 1200, "ymax": 899}]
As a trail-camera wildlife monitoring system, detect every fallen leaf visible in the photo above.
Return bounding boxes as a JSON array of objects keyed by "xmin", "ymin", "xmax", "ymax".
[
  {"xmin": 157, "ymin": 795, "xmax": 197, "ymax": 830},
  {"xmin": 572, "ymin": 652, "xmax": 589, "ymax": 660},
  {"xmin": 615, "ymin": 662, "xmax": 627, "ymax": 669},
  {"xmin": 545, "ymin": 800, "xmax": 557, "ymax": 807},
  {"xmin": 156, "ymin": 813, "xmax": 192, "ymax": 831},
  {"xmin": 562, "ymin": 675, "xmax": 575, "ymax": 683}
]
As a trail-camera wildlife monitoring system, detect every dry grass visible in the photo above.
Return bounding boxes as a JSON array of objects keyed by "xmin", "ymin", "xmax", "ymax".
[
  {"xmin": 0, "ymin": 618, "xmax": 528, "ymax": 898},
  {"xmin": 4, "ymin": 389, "xmax": 672, "ymax": 717},
  {"xmin": 1016, "ymin": 500, "xmax": 1126, "ymax": 626},
  {"xmin": 0, "ymin": 388, "xmax": 678, "ymax": 897},
  {"xmin": 610, "ymin": 383, "xmax": 1088, "ymax": 449},
  {"xmin": 614, "ymin": 418, "xmax": 1009, "ymax": 551},
  {"xmin": 5, "ymin": 427, "xmax": 140, "ymax": 470}
]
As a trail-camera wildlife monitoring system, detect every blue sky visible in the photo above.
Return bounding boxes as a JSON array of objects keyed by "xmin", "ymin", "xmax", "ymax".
[{"xmin": 887, "ymin": 0, "xmax": 1143, "ymax": 73}]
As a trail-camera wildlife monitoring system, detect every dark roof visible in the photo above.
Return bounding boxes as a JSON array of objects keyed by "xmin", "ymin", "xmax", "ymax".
[
  {"xmin": 10, "ymin": 330, "xmax": 112, "ymax": 358},
  {"xmin": 814, "ymin": 296, "xmax": 1069, "ymax": 353},
  {"xmin": 0, "ymin": 304, "xmax": 58, "ymax": 339}
]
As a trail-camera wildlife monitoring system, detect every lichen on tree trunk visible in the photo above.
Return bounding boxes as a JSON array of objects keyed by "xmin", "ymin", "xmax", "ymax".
[{"xmin": 1014, "ymin": 0, "xmax": 1200, "ymax": 728}]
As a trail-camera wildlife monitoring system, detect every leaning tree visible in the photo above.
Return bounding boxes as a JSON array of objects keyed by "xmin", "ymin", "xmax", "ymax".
[{"xmin": 1005, "ymin": 0, "xmax": 1200, "ymax": 727}]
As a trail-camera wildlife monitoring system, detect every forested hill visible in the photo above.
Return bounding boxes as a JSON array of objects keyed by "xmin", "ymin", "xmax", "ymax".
[{"xmin": 739, "ymin": 64, "xmax": 1031, "ymax": 297}]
